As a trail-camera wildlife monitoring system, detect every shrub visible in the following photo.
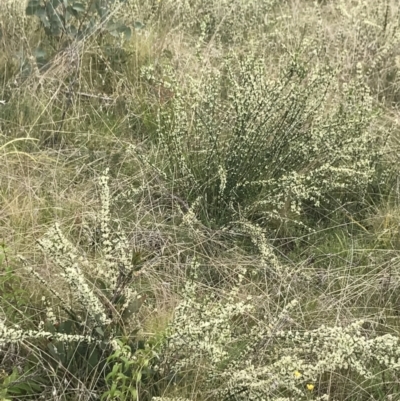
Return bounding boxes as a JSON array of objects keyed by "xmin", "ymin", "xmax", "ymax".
[
  {"xmin": 0, "ymin": 169, "xmax": 158, "ymax": 400},
  {"xmin": 159, "ymin": 276, "xmax": 400, "ymax": 400},
  {"xmin": 156, "ymin": 53, "xmax": 380, "ymax": 231},
  {"xmin": 151, "ymin": 0, "xmax": 281, "ymax": 45}
]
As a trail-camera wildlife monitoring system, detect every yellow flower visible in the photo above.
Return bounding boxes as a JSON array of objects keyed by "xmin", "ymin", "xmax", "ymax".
[
  {"xmin": 294, "ymin": 370, "xmax": 302, "ymax": 378},
  {"xmin": 306, "ymin": 384, "xmax": 315, "ymax": 391}
]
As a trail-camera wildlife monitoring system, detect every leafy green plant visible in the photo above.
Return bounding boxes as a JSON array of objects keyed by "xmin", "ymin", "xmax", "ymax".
[
  {"xmin": 0, "ymin": 368, "xmax": 15, "ymax": 401},
  {"xmin": 0, "ymin": 367, "xmax": 42, "ymax": 401},
  {"xmin": 25, "ymin": 0, "xmax": 131, "ymax": 41},
  {"xmin": 101, "ymin": 339, "xmax": 156, "ymax": 401}
]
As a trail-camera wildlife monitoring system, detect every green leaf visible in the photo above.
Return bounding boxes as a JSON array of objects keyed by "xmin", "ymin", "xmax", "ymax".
[
  {"xmin": 57, "ymin": 319, "xmax": 74, "ymax": 334},
  {"xmin": 8, "ymin": 381, "xmax": 39, "ymax": 395},
  {"xmin": 45, "ymin": 1, "xmax": 58, "ymax": 17},
  {"xmin": 87, "ymin": 347, "xmax": 101, "ymax": 370},
  {"xmin": 133, "ymin": 370, "xmax": 142, "ymax": 383},
  {"xmin": 67, "ymin": 24, "xmax": 78, "ymax": 36},
  {"xmin": 100, "ymin": 392, "xmax": 110, "ymax": 401},
  {"xmin": 95, "ymin": 2, "xmax": 109, "ymax": 20},
  {"xmin": 43, "ymin": 320, "xmax": 57, "ymax": 334},
  {"xmin": 7, "ymin": 383, "xmax": 31, "ymax": 395},
  {"xmin": 34, "ymin": 47, "xmax": 47, "ymax": 60},
  {"xmin": 95, "ymin": 326, "xmax": 105, "ymax": 337},
  {"xmin": 116, "ymin": 372, "xmax": 129, "ymax": 381},
  {"xmin": 131, "ymin": 250, "xmax": 142, "ymax": 266},
  {"xmin": 48, "ymin": 20, "xmax": 63, "ymax": 36},
  {"xmin": 112, "ymin": 390, "xmax": 123, "ymax": 397},
  {"xmin": 36, "ymin": 8, "xmax": 50, "ymax": 28},
  {"xmin": 99, "ymin": 340, "xmax": 109, "ymax": 351},
  {"xmin": 106, "ymin": 363, "xmax": 121, "ymax": 380},
  {"xmin": 106, "ymin": 21, "xmax": 118, "ymax": 32},
  {"xmin": 134, "ymin": 21, "xmax": 145, "ymax": 31},
  {"xmin": 46, "ymin": 343, "xmax": 60, "ymax": 361},
  {"xmin": 121, "ymin": 297, "xmax": 144, "ymax": 320},
  {"xmin": 110, "ymin": 381, "xmax": 119, "ymax": 395},
  {"xmin": 118, "ymin": 25, "xmax": 131, "ymax": 40},
  {"xmin": 2, "ymin": 369, "xmax": 18, "ymax": 388},
  {"xmin": 26, "ymin": 0, "xmax": 41, "ymax": 16},
  {"xmin": 72, "ymin": 2, "xmax": 85, "ymax": 12},
  {"xmin": 55, "ymin": 342, "xmax": 68, "ymax": 366}
]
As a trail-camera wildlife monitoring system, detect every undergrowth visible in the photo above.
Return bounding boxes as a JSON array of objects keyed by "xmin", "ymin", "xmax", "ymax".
[{"xmin": 2, "ymin": 0, "xmax": 400, "ymax": 400}]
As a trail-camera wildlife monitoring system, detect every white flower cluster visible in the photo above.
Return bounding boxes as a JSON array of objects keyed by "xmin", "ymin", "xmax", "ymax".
[
  {"xmin": 0, "ymin": 318, "xmax": 94, "ymax": 347},
  {"xmin": 181, "ymin": 196, "xmax": 202, "ymax": 230},
  {"xmin": 152, "ymin": 398, "xmax": 192, "ymax": 401},
  {"xmin": 161, "ymin": 282, "xmax": 400, "ymax": 401},
  {"xmin": 237, "ymin": 220, "xmax": 283, "ymax": 275},
  {"xmin": 37, "ymin": 222, "xmax": 111, "ymax": 328},
  {"xmin": 145, "ymin": 0, "xmax": 281, "ymax": 46},
  {"xmin": 218, "ymin": 319, "xmax": 400, "ymax": 400},
  {"xmin": 162, "ymin": 264, "xmax": 254, "ymax": 375},
  {"xmin": 3, "ymin": 169, "xmax": 143, "ymax": 354}
]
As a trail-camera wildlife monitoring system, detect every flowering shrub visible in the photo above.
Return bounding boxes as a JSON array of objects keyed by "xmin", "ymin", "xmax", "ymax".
[
  {"xmin": 159, "ymin": 263, "xmax": 253, "ymax": 376},
  {"xmin": 151, "ymin": 0, "xmax": 281, "ymax": 45},
  {"xmin": 156, "ymin": 53, "xmax": 380, "ymax": 230},
  {"xmin": 159, "ymin": 290, "xmax": 400, "ymax": 401},
  {"xmin": 0, "ymin": 169, "xmax": 156, "ymax": 399}
]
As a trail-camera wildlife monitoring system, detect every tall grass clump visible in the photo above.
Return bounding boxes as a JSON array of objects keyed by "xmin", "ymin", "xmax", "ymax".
[{"xmin": 156, "ymin": 52, "xmax": 381, "ymax": 231}]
